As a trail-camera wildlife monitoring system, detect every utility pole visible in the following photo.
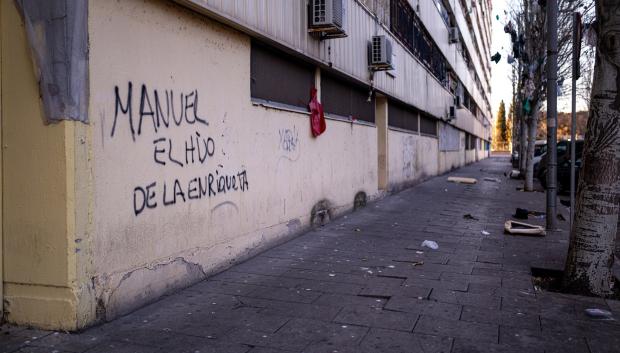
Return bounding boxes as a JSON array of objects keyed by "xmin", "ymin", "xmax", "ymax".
[
  {"xmin": 546, "ymin": 0, "xmax": 558, "ymax": 230},
  {"xmin": 570, "ymin": 12, "xmax": 582, "ymax": 230}
]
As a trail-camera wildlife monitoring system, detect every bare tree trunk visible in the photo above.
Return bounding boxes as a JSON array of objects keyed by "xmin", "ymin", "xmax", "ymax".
[
  {"xmin": 524, "ymin": 109, "xmax": 539, "ymax": 191},
  {"xmin": 616, "ymin": 211, "xmax": 620, "ymax": 258},
  {"xmin": 563, "ymin": 0, "xmax": 620, "ymax": 296},
  {"xmin": 519, "ymin": 112, "xmax": 528, "ymax": 174}
]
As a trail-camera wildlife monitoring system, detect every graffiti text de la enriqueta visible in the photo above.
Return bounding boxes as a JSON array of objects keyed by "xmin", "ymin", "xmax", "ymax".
[{"xmin": 133, "ymin": 169, "xmax": 249, "ymax": 216}]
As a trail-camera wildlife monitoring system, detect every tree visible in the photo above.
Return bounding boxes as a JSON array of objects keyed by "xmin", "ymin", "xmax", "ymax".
[
  {"xmin": 506, "ymin": 0, "xmax": 594, "ymax": 190},
  {"xmin": 495, "ymin": 100, "xmax": 508, "ymax": 150},
  {"xmin": 564, "ymin": 0, "xmax": 620, "ymax": 296},
  {"xmin": 506, "ymin": 102, "xmax": 514, "ymax": 148}
]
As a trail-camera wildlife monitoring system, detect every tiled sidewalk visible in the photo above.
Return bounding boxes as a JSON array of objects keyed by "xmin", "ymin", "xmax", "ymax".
[{"xmin": 2, "ymin": 157, "xmax": 619, "ymax": 353}]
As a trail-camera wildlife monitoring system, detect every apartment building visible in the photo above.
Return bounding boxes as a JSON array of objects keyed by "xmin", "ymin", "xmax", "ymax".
[{"xmin": 0, "ymin": 0, "xmax": 492, "ymax": 329}]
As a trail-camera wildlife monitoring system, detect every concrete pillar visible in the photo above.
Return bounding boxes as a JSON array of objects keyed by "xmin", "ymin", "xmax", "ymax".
[
  {"xmin": 376, "ymin": 95, "xmax": 388, "ymax": 190},
  {"xmin": 1, "ymin": 1, "xmax": 87, "ymax": 330},
  {"xmin": 315, "ymin": 67, "xmax": 321, "ymax": 101}
]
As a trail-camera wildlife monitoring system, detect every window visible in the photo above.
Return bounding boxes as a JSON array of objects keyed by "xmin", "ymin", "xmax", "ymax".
[
  {"xmin": 390, "ymin": 0, "xmax": 449, "ymax": 87},
  {"xmin": 433, "ymin": 0, "xmax": 451, "ymax": 27},
  {"xmin": 420, "ymin": 114, "xmax": 437, "ymax": 136},
  {"xmin": 459, "ymin": 83, "xmax": 480, "ymax": 117},
  {"xmin": 465, "ymin": 133, "xmax": 475, "ymax": 150},
  {"xmin": 557, "ymin": 141, "xmax": 569, "ymax": 155},
  {"xmin": 360, "ymin": 0, "xmax": 391, "ymax": 26},
  {"xmin": 321, "ymin": 72, "xmax": 375, "ymax": 123},
  {"xmin": 390, "ymin": 0, "xmax": 415, "ymax": 50},
  {"xmin": 250, "ymin": 41, "xmax": 315, "ymax": 109},
  {"xmin": 388, "ymin": 100, "xmax": 418, "ymax": 132}
]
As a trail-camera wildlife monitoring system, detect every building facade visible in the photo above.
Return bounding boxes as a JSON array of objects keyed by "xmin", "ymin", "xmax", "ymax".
[{"xmin": 0, "ymin": 0, "xmax": 492, "ymax": 330}]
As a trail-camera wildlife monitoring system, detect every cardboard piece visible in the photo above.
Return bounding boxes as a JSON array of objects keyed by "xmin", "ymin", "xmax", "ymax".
[
  {"xmin": 447, "ymin": 177, "xmax": 477, "ymax": 184},
  {"xmin": 504, "ymin": 220, "xmax": 546, "ymax": 236}
]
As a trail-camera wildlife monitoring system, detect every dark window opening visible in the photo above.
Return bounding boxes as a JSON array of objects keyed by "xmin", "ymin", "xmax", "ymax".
[
  {"xmin": 322, "ymin": 72, "xmax": 375, "ymax": 123},
  {"xmin": 250, "ymin": 41, "xmax": 315, "ymax": 109},
  {"xmin": 459, "ymin": 83, "xmax": 480, "ymax": 119},
  {"xmin": 420, "ymin": 114, "xmax": 437, "ymax": 136},
  {"xmin": 433, "ymin": 0, "xmax": 451, "ymax": 27},
  {"xmin": 388, "ymin": 100, "xmax": 419, "ymax": 132},
  {"xmin": 465, "ymin": 133, "xmax": 476, "ymax": 150}
]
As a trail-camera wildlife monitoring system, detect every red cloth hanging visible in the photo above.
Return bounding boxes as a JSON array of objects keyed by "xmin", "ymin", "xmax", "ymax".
[{"xmin": 308, "ymin": 88, "xmax": 326, "ymax": 137}]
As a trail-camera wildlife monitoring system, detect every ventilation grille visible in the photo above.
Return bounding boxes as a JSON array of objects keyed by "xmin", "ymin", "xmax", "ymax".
[
  {"xmin": 313, "ymin": 0, "xmax": 326, "ymax": 23},
  {"xmin": 332, "ymin": 0, "xmax": 343, "ymax": 27},
  {"xmin": 372, "ymin": 36, "xmax": 382, "ymax": 63}
]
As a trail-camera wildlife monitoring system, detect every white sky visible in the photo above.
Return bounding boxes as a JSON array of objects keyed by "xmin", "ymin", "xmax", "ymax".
[{"xmin": 491, "ymin": 1, "xmax": 516, "ymax": 117}]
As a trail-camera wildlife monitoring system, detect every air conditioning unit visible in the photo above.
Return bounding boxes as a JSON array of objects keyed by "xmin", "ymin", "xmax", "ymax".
[
  {"xmin": 448, "ymin": 106, "xmax": 456, "ymax": 121},
  {"xmin": 449, "ymin": 27, "xmax": 459, "ymax": 44},
  {"xmin": 309, "ymin": 0, "xmax": 346, "ymax": 38},
  {"xmin": 368, "ymin": 35, "xmax": 393, "ymax": 71}
]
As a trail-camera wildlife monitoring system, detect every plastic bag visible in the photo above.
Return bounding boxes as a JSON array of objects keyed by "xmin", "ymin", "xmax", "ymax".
[
  {"xmin": 421, "ymin": 240, "xmax": 439, "ymax": 250},
  {"xmin": 309, "ymin": 88, "xmax": 326, "ymax": 137}
]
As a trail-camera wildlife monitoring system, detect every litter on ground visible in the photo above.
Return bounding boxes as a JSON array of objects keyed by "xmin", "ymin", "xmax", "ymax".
[
  {"xmin": 585, "ymin": 308, "xmax": 614, "ymax": 320},
  {"xmin": 447, "ymin": 177, "xmax": 477, "ymax": 184},
  {"xmin": 421, "ymin": 240, "xmax": 439, "ymax": 250},
  {"xmin": 514, "ymin": 208, "xmax": 529, "ymax": 219},
  {"xmin": 483, "ymin": 177, "xmax": 501, "ymax": 183},
  {"xmin": 514, "ymin": 208, "xmax": 546, "ymax": 220},
  {"xmin": 504, "ymin": 220, "xmax": 546, "ymax": 236},
  {"xmin": 481, "ymin": 230, "xmax": 490, "ymax": 236}
]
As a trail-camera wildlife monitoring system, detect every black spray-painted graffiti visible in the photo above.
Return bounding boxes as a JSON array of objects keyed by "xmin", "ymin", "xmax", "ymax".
[
  {"xmin": 278, "ymin": 127, "xmax": 299, "ymax": 152},
  {"xmin": 110, "ymin": 82, "xmax": 250, "ymax": 216},
  {"xmin": 152, "ymin": 132, "xmax": 215, "ymax": 167},
  {"xmin": 111, "ymin": 81, "xmax": 209, "ymax": 142},
  {"xmin": 133, "ymin": 169, "xmax": 249, "ymax": 216}
]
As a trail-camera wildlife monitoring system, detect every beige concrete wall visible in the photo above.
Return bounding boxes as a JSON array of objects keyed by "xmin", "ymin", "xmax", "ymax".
[
  {"xmin": 466, "ymin": 150, "xmax": 477, "ymax": 164},
  {"xmin": 387, "ymin": 130, "xmax": 438, "ymax": 190},
  {"xmin": 1, "ymin": 0, "xmax": 490, "ymax": 330},
  {"xmin": 438, "ymin": 151, "xmax": 461, "ymax": 175},
  {"xmin": 438, "ymin": 129, "xmax": 468, "ymax": 175},
  {"xmin": 87, "ymin": 0, "xmax": 378, "ymax": 321}
]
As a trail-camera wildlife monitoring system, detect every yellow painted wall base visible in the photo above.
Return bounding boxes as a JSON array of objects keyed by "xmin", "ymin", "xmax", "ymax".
[
  {"xmin": 1, "ymin": 0, "xmax": 79, "ymax": 330},
  {"xmin": 4, "ymin": 284, "xmax": 77, "ymax": 331}
]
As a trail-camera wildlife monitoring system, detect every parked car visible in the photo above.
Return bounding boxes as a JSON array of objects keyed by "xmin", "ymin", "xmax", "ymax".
[
  {"xmin": 557, "ymin": 155, "xmax": 582, "ymax": 192},
  {"xmin": 538, "ymin": 140, "xmax": 584, "ymax": 191},
  {"xmin": 511, "ymin": 150, "xmax": 519, "ymax": 168},
  {"xmin": 532, "ymin": 140, "xmax": 547, "ymax": 174},
  {"xmin": 512, "ymin": 140, "xmax": 546, "ymax": 170}
]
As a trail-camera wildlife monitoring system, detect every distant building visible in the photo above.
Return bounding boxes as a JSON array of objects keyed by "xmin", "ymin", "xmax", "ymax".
[{"xmin": 1, "ymin": 0, "xmax": 492, "ymax": 329}]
